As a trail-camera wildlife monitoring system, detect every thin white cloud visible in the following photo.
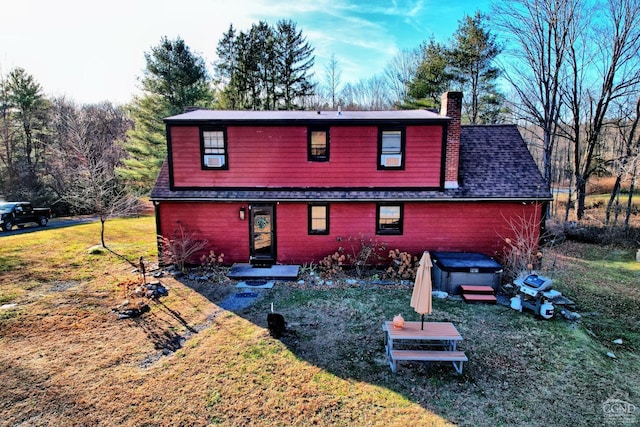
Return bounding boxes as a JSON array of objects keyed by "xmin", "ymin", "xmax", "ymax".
[{"xmin": 407, "ymin": 0, "xmax": 425, "ymax": 17}]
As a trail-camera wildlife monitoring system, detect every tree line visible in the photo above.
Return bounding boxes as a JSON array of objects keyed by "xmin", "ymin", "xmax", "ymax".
[
  {"xmin": 495, "ymin": 0, "xmax": 640, "ymax": 227},
  {"xmin": 0, "ymin": 69, "xmax": 136, "ymax": 222},
  {"xmin": 215, "ymin": 20, "xmax": 315, "ymax": 110},
  {"xmin": 1, "ymin": 0, "xmax": 639, "ymax": 232}
]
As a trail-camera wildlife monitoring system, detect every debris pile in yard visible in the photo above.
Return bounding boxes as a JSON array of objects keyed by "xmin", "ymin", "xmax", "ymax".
[
  {"xmin": 114, "ymin": 261, "xmax": 170, "ymax": 319},
  {"xmin": 113, "ymin": 300, "xmax": 151, "ymax": 319},
  {"xmin": 134, "ymin": 280, "xmax": 169, "ymax": 299}
]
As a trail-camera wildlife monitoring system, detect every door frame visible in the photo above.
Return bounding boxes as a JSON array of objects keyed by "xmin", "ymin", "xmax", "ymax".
[{"xmin": 249, "ymin": 203, "xmax": 277, "ymax": 265}]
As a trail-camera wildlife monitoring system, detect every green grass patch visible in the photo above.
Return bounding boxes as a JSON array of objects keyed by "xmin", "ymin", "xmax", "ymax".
[
  {"xmin": 0, "ymin": 255, "xmax": 20, "ymax": 273},
  {"xmin": 0, "ymin": 292, "xmax": 19, "ymax": 305},
  {"xmin": 551, "ymin": 243, "xmax": 640, "ymax": 352}
]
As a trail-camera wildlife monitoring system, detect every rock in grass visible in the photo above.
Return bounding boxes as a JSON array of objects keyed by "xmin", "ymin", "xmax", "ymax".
[
  {"xmin": 613, "ymin": 338, "xmax": 623, "ymax": 345},
  {"xmin": 606, "ymin": 351, "xmax": 616, "ymax": 359},
  {"xmin": 116, "ymin": 303, "xmax": 150, "ymax": 319},
  {"xmin": 432, "ymin": 291, "xmax": 448, "ymax": 299},
  {"xmin": 87, "ymin": 245, "xmax": 106, "ymax": 255},
  {"xmin": 561, "ymin": 309, "xmax": 581, "ymax": 320}
]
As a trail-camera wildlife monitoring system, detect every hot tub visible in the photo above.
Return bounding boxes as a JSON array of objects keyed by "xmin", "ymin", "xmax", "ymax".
[{"xmin": 431, "ymin": 252, "xmax": 503, "ymax": 295}]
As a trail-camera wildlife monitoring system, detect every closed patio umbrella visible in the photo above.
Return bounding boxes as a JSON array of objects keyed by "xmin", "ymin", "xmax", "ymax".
[{"xmin": 410, "ymin": 251, "xmax": 433, "ymax": 330}]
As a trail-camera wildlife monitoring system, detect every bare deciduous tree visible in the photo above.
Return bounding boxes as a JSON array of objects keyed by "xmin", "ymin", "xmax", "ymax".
[
  {"xmin": 53, "ymin": 100, "xmax": 139, "ymax": 258},
  {"xmin": 342, "ymin": 75, "xmax": 392, "ymax": 111},
  {"xmin": 606, "ymin": 96, "xmax": 640, "ymax": 227},
  {"xmin": 159, "ymin": 223, "xmax": 209, "ymax": 272},
  {"xmin": 383, "ymin": 48, "xmax": 420, "ymax": 106},
  {"xmin": 494, "ymin": 0, "xmax": 581, "ymax": 185},
  {"xmin": 566, "ymin": 0, "xmax": 640, "ymax": 220},
  {"xmin": 323, "ymin": 53, "xmax": 343, "ymax": 109}
]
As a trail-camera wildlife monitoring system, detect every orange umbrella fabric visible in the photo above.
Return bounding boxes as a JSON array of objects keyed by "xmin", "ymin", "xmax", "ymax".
[{"xmin": 411, "ymin": 251, "xmax": 433, "ymax": 329}]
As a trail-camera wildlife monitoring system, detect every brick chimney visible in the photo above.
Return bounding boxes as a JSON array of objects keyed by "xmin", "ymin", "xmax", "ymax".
[{"xmin": 440, "ymin": 91, "xmax": 463, "ymax": 189}]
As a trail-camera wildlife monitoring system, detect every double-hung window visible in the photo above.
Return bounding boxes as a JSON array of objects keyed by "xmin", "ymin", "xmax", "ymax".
[
  {"xmin": 376, "ymin": 204, "xmax": 403, "ymax": 235},
  {"xmin": 378, "ymin": 128, "xmax": 405, "ymax": 170},
  {"xmin": 308, "ymin": 128, "xmax": 329, "ymax": 161},
  {"xmin": 201, "ymin": 128, "xmax": 228, "ymax": 169},
  {"xmin": 308, "ymin": 204, "xmax": 329, "ymax": 235}
]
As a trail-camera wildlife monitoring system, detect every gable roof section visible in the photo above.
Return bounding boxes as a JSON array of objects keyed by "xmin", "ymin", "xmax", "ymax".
[
  {"xmin": 458, "ymin": 125, "xmax": 550, "ymax": 199},
  {"xmin": 151, "ymin": 123, "xmax": 551, "ymax": 202}
]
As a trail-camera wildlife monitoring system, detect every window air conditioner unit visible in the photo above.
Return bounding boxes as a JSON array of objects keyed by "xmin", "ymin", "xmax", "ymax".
[
  {"xmin": 381, "ymin": 154, "xmax": 402, "ymax": 167},
  {"xmin": 204, "ymin": 155, "xmax": 225, "ymax": 167}
]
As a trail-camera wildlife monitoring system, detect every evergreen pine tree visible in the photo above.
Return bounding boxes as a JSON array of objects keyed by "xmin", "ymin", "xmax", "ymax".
[
  {"xmin": 215, "ymin": 20, "xmax": 315, "ymax": 110},
  {"xmin": 405, "ymin": 39, "xmax": 453, "ymax": 109},
  {"xmin": 275, "ymin": 19, "xmax": 315, "ymax": 110},
  {"xmin": 3, "ymin": 68, "xmax": 50, "ymax": 199},
  {"xmin": 122, "ymin": 36, "xmax": 214, "ymax": 193},
  {"xmin": 448, "ymin": 11, "xmax": 503, "ymax": 123},
  {"xmin": 142, "ymin": 36, "xmax": 214, "ymax": 115},
  {"xmin": 118, "ymin": 94, "xmax": 169, "ymax": 193}
]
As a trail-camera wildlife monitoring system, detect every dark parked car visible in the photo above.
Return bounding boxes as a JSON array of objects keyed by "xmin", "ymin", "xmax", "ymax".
[{"xmin": 0, "ymin": 202, "xmax": 51, "ymax": 231}]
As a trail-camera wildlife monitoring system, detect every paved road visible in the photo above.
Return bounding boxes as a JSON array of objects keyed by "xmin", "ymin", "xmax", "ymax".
[{"xmin": 0, "ymin": 216, "xmax": 100, "ymax": 237}]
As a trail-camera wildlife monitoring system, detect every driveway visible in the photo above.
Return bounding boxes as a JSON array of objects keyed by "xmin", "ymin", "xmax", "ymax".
[{"xmin": 0, "ymin": 216, "xmax": 100, "ymax": 237}]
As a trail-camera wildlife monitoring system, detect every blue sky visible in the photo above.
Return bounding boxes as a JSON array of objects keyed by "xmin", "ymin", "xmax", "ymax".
[{"xmin": 1, "ymin": 0, "xmax": 491, "ymax": 105}]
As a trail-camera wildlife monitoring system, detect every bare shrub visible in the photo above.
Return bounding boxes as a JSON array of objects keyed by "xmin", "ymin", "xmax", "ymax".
[
  {"xmin": 200, "ymin": 250, "xmax": 225, "ymax": 269},
  {"xmin": 158, "ymin": 224, "xmax": 209, "ymax": 272},
  {"xmin": 319, "ymin": 250, "xmax": 346, "ymax": 278},
  {"xmin": 384, "ymin": 249, "xmax": 419, "ymax": 280},
  {"xmin": 498, "ymin": 210, "xmax": 545, "ymax": 281},
  {"xmin": 318, "ymin": 235, "xmax": 387, "ymax": 279},
  {"xmin": 345, "ymin": 234, "xmax": 387, "ymax": 278},
  {"xmin": 199, "ymin": 250, "xmax": 227, "ymax": 281}
]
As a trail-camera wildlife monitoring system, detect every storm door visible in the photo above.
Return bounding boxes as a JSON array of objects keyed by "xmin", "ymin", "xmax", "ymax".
[{"xmin": 249, "ymin": 204, "xmax": 276, "ymax": 265}]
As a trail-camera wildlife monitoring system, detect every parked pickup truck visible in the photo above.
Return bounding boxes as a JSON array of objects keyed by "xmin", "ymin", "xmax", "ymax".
[{"xmin": 0, "ymin": 202, "xmax": 51, "ymax": 231}]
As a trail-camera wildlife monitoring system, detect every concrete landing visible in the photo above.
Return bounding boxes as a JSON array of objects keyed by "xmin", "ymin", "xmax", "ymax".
[
  {"xmin": 236, "ymin": 280, "xmax": 275, "ymax": 289},
  {"xmin": 227, "ymin": 263, "xmax": 300, "ymax": 280}
]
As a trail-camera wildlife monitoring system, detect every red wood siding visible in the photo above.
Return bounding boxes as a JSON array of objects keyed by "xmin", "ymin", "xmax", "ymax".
[
  {"xmin": 157, "ymin": 201, "xmax": 543, "ymax": 265},
  {"xmin": 157, "ymin": 202, "xmax": 250, "ymax": 263},
  {"xmin": 277, "ymin": 202, "xmax": 542, "ymax": 263},
  {"xmin": 170, "ymin": 125, "xmax": 443, "ymax": 188}
]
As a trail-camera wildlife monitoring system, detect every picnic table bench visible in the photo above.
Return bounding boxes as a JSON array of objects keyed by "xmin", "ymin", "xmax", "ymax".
[{"xmin": 382, "ymin": 321, "xmax": 467, "ymax": 374}]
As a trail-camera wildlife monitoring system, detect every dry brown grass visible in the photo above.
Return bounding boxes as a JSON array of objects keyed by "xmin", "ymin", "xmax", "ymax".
[
  {"xmin": 1, "ymin": 216, "xmax": 639, "ymax": 426},
  {"xmin": 587, "ymin": 177, "xmax": 635, "ymax": 195}
]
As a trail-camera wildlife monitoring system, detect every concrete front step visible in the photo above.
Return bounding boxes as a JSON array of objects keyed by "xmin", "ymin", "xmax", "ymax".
[{"xmin": 227, "ymin": 263, "xmax": 300, "ymax": 280}]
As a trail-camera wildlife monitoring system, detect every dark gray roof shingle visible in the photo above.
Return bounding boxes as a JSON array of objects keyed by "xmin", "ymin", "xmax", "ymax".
[{"xmin": 458, "ymin": 124, "xmax": 550, "ymax": 198}]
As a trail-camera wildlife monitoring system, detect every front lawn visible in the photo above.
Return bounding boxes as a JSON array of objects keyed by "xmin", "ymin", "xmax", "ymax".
[{"xmin": 0, "ymin": 217, "xmax": 638, "ymax": 425}]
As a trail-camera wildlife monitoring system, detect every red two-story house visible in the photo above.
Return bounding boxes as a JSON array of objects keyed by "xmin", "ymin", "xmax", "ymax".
[{"xmin": 150, "ymin": 92, "xmax": 551, "ymax": 266}]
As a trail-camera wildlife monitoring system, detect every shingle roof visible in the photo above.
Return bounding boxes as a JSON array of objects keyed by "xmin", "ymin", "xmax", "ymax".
[
  {"xmin": 150, "ymin": 124, "xmax": 551, "ymax": 202},
  {"xmin": 458, "ymin": 124, "xmax": 550, "ymax": 199}
]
